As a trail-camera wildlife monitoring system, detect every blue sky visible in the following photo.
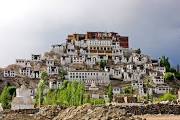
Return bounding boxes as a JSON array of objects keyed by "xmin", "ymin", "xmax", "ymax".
[{"xmin": 0, "ymin": 0, "xmax": 179, "ymax": 67}]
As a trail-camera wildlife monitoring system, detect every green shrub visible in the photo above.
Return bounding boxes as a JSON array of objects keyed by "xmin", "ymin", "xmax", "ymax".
[
  {"xmin": 164, "ymin": 72, "xmax": 174, "ymax": 81},
  {"xmin": 175, "ymin": 72, "xmax": 180, "ymax": 80},
  {"xmin": 124, "ymin": 86, "xmax": 133, "ymax": 94},
  {"xmin": 160, "ymin": 93, "xmax": 177, "ymax": 101},
  {"xmin": 90, "ymin": 98, "xmax": 105, "ymax": 105}
]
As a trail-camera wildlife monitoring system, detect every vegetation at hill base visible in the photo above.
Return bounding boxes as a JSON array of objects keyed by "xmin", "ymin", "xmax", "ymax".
[
  {"xmin": 0, "ymin": 85, "xmax": 16, "ymax": 109},
  {"xmin": 159, "ymin": 92, "xmax": 177, "ymax": 101},
  {"xmin": 36, "ymin": 79, "xmax": 107, "ymax": 107}
]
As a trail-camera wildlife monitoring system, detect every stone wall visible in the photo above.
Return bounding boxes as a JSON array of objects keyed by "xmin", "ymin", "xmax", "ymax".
[{"xmin": 124, "ymin": 104, "xmax": 180, "ymax": 115}]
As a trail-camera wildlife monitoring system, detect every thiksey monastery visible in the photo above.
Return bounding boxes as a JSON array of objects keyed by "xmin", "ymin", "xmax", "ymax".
[{"xmin": 1, "ymin": 32, "xmax": 170, "ymax": 101}]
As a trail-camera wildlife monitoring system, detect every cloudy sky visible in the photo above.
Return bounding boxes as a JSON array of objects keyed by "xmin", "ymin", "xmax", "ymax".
[{"xmin": 0, "ymin": 0, "xmax": 179, "ymax": 67}]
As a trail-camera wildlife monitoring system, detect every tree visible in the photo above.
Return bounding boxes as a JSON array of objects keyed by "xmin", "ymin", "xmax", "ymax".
[
  {"xmin": 0, "ymin": 86, "xmax": 16, "ymax": 109},
  {"xmin": 107, "ymin": 84, "xmax": 113, "ymax": 103},
  {"xmin": 43, "ymin": 89, "xmax": 57, "ymax": 105},
  {"xmin": 100, "ymin": 60, "xmax": 106, "ymax": 70},
  {"xmin": 160, "ymin": 93, "xmax": 176, "ymax": 101},
  {"xmin": 143, "ymin": 76, "xmax": 154, "ymax": 101},
  {"xmin": 175, "ymin": 72, "xmax": 180, "ymax": 80},
  {"xmin": 164, "ymin": 72, "xmax": 174, "ymax": 82},
  {"xmin": 40, "ymin": 71, "xmax": 48, "ymax": 82},
  {"xmin": 136, "ymin": 48, "xmax": 141, "ymax": 54},
  {"xmin": 36, "ymin": 79, "xmax": 46, "ymax": 107},
  {"xmin": 160, "ymin": 56, "xmax": 171, "ymax": 72},
  {"xmin": 36, "ymin": 71, "xmax": 48, "ymax": 107},
  {"xmin": 59, "ymin": 67, "xmax": 67, "ymax": 81},
  {"xmin": 55, "ymin": 81, "xmax": 86, "ymax": 106}
]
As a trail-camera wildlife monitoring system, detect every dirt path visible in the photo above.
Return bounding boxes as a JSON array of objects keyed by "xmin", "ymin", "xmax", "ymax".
[{"xmin": 137, "ymin": 115, "xmax": 180, "ymax": 120}]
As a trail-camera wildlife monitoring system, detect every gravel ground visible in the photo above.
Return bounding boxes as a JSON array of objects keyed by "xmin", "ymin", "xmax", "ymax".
[{"xmin": 137, "ymin": 115, "xmax": 180, "ymax": 120}]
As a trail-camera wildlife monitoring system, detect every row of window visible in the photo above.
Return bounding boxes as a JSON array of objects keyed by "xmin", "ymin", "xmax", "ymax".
[
  {"xmin": 73, "ymin": 60, "xmax": 84, "ymax": 63},
  {"xmin": 132, "ymin": 83, "xmax": 143, "ymax": 86},
  {"xmin": 16, "ymin": 60, "xmax": 26, "ymax": 63},
  {"xmin": 69, "ymin": 72, "xmax": 107, "ymax": 76},
  {"xmin": 113, "ymin": 88, "xmax": 121, "ymax": 91},
  {"xmin": 90, "ymin": 47, "xmax": 112, "ymax": 51},
  {"xmin": 155, "ymin": 79, "xmax": 164, "ymax": 82},
  {"xmin": 4, "ymin": 73, "xmax": 15, "ymax": 77},
  {"xmin": 89, "ymin": 40, "xmax": 112, "ymax": 46},
  {"xmin": 158, "ymin": 88, "xmax": 169, "ymax": 91}
]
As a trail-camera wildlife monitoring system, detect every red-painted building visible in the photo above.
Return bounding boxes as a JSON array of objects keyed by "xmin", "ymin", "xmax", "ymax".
[{"xmin": 67, "ymin": 32, "xmax": 129, "ymax": 48}]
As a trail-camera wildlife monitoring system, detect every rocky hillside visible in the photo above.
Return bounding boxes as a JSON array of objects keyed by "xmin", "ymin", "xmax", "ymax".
[{"xmin": 1, "ymin": 104, "xmax": 143, "ymax": 120}]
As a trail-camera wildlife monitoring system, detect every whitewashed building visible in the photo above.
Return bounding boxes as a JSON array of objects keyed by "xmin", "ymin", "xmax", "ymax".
[
  {"xmin": 154, "ymin": 85, "xmax": 171, "ymax": 94},
  {"xmin": 49, "ymin": 80, "xmax": 62, "ymax": 89},
  {"xmin": 4, "ymin": 70, "xmax": 16, "ymax": 78},
  {"xmin": 113, "ymin": 87, "xmax": 122, "ymax": 94},
  {"xmin": 51, "ymin": 44, "xmax": 65, "ymax": 55},
  {"xmin": 31, "ymin": 54, "xmax": 41, "ymax": 61},
  {"xmin": 60, "ymin": 56, "xmax": 72, "ymax": 65},
  {"xmin": 72, "ymin": 56, "xmax": 85, "ymax": 64},
  {"xmin": 46, "ymin": 59, "xmax": 55, "ymax": 66},
  {"xmin": 153, "ymin": 76, "xmax": 164, "ymax": 84},
  {"xmin": 68, "ymin": 70, "xmax": 110, "ymax": 85},
  {"xmin": 47, "ymin": 66, "xmax": 59, "ymax": 75}
]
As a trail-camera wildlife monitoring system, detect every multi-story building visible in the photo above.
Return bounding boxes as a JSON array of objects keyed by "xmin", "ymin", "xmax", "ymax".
[{"xmin": 67, "ymin": 70, "xmax": 110, "ymax": 85}]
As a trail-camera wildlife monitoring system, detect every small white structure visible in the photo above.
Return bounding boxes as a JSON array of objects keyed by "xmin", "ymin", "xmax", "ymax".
[
  {"xmin": 3, "ymin": 70, "xmax": 16, "ymax": 78},
  {"xmin": 155, "ymin": 67, "xmax": 166, "ymax": 74},
  {"xmin": 32, "ymin": 54, "xmax": 41, "ymax": 61},
  {"xmin": 16, "ymin": 59, "xmax": 27, "ymax": 66},
  {"xmin": 154, "ymin": 85, "xmax": 170, "ymax": 94},
  {"xmin": 19, "ymin": 67, "xmax": 31, "ymax": 77},
  {"xmin": 89, "ymin": 82, "xmax": 99, "ymax": 91},
  {"xmin": 60, "ymin": 56, "xmax": 72, "ymax": 65},
  {"xmin": 113, "ymin": 87, "xmax": 121, "ymax": 94},
  {"xmin": 11, "ymin": 85, "xmax": 34, "ymax": 110},
  {"xmin": 47, "ymin": 66, "xmax": 59, "ymax": 75},
  {"xmin": 49, "ymin": 81, "xmax": 62, "ymax": 89},
  {"xmin": 72, "ymin": 56, "xmax": 85, "ymax": 64},
  {"xmin": 152, "ymin": 76, "xmax": 164, "ymax": 84},
  {"xmin": 46, "ymin": 59, "xmax": 55, "ymax": 66},
  {"xmin": 51, "ymin": 44, "xmax": 65, "ymax": 55}
]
